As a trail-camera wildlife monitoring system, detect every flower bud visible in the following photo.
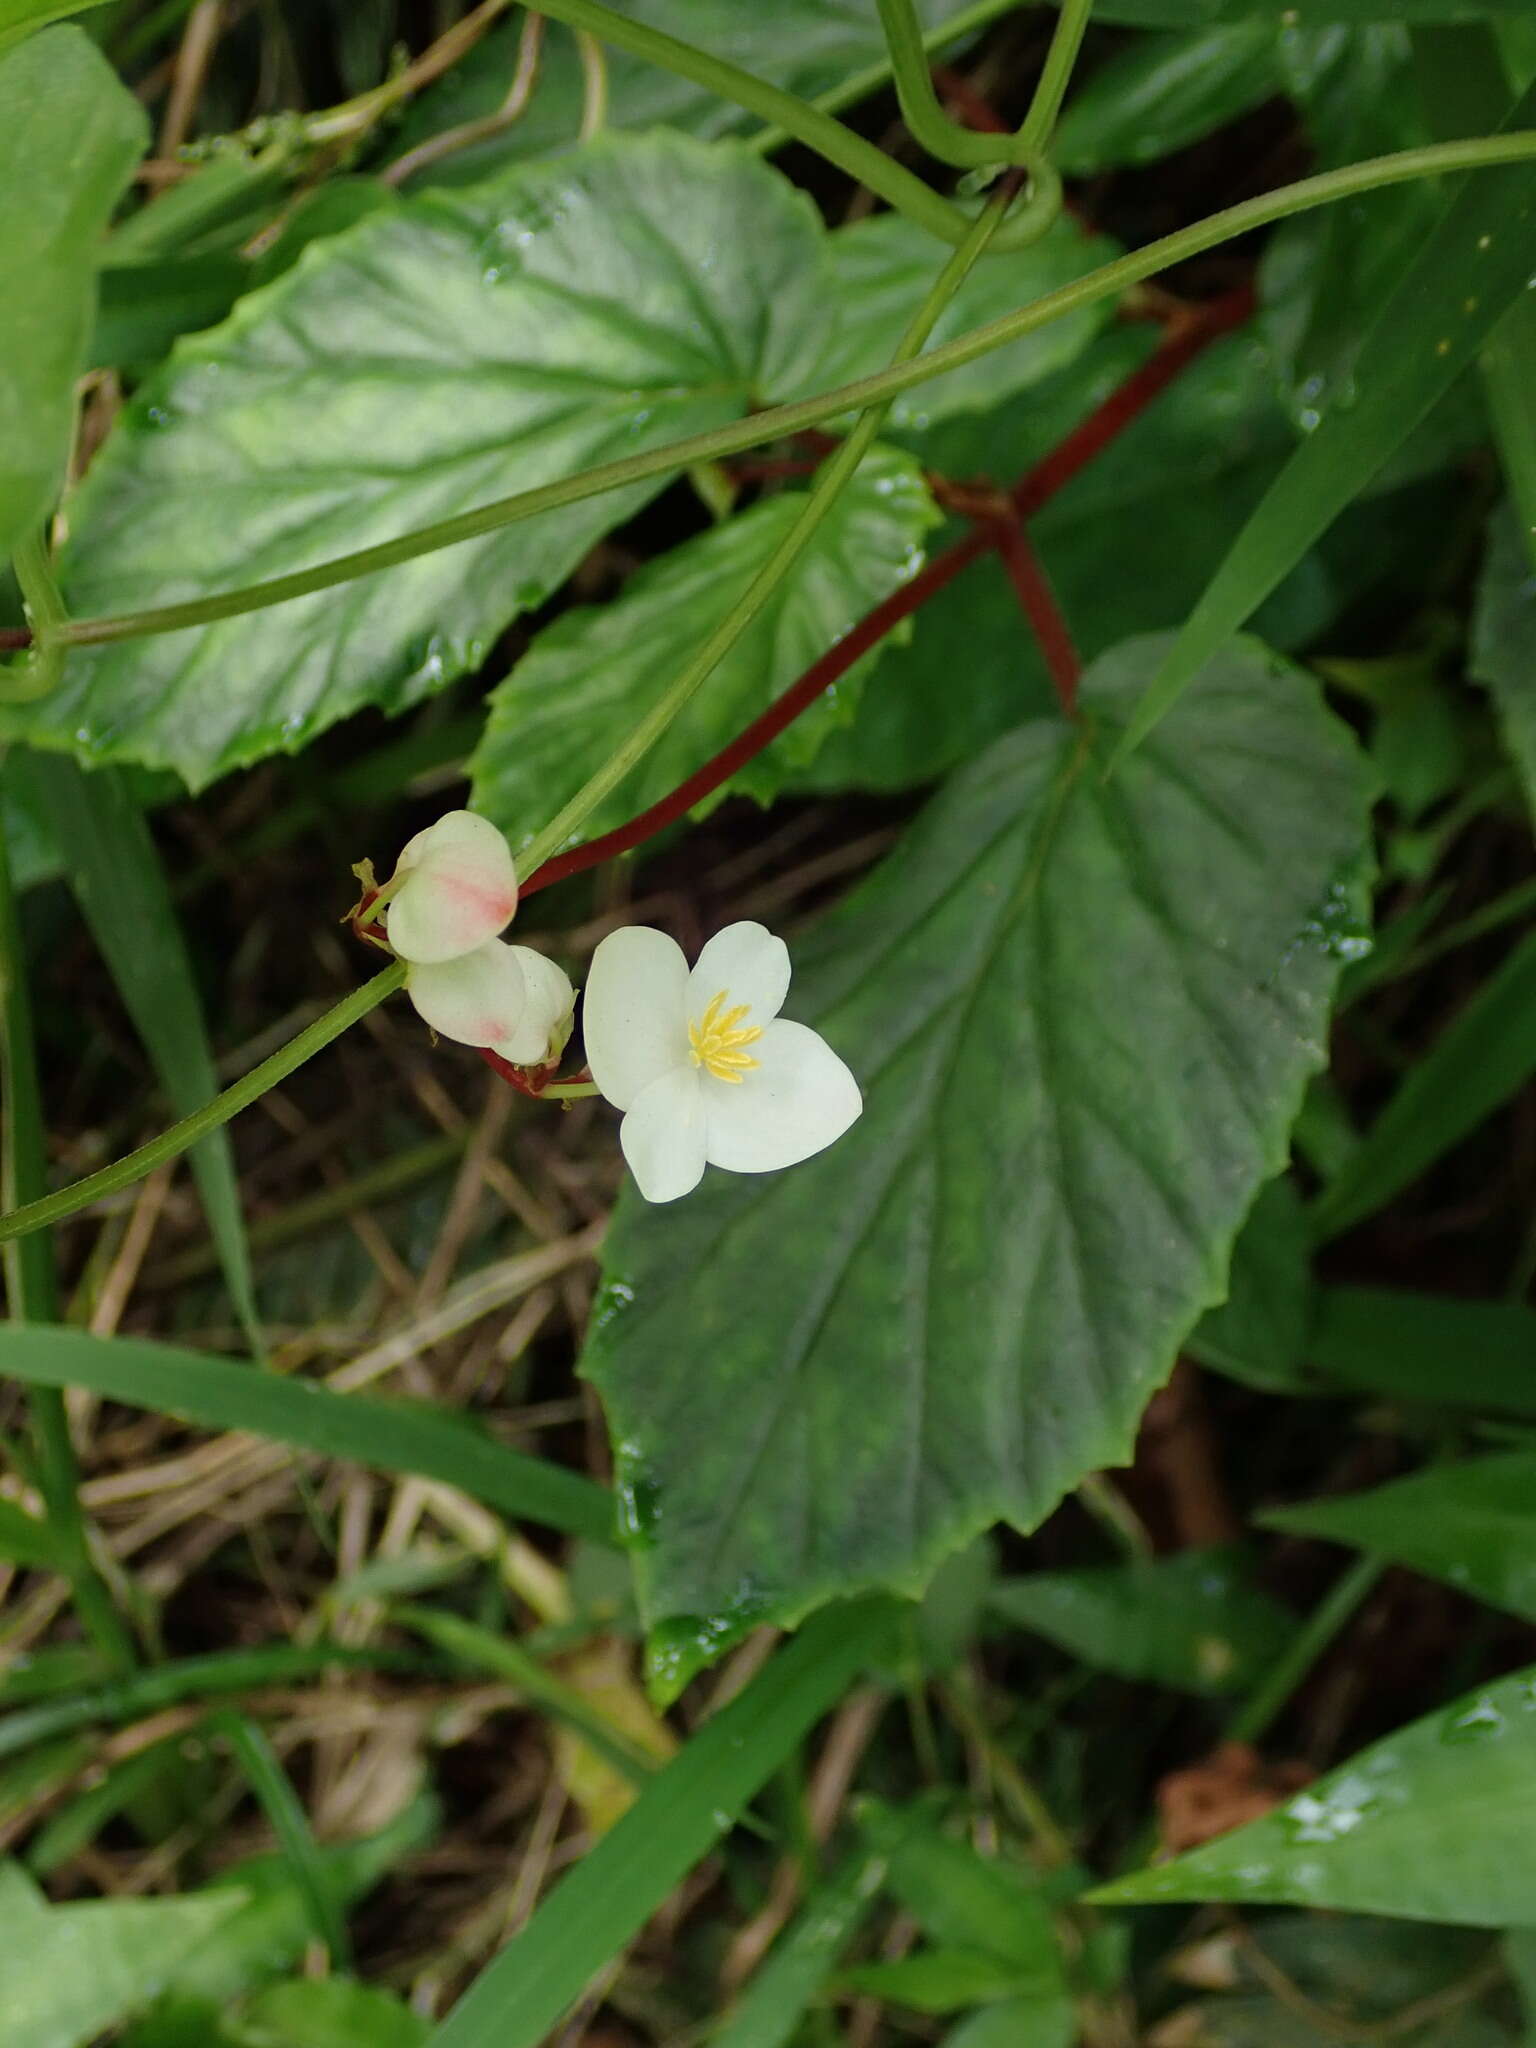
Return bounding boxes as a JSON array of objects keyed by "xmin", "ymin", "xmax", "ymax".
[
  {"xmin": 495, "ymin": 948, "xmax": 576, "ymax": 1069},
  {"xmin": 406, "ymin": 939, "xmax": 527, "ymax": 1049},
  {"xmin": 385, "ymin": 810, "xmax": 517, "ymax": 965}
]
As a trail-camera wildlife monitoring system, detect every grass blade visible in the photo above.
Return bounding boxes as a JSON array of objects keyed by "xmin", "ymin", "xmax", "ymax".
[
  {"xmin": 711, "ymin": 1851, "xmax": 885, "ymax": 2048},
  {"xmin": 24, "ymin": 753, "xmax": 261, "ymax": 1348},
  {"xmin": 0, "ymin": 1324, "xmax": 615, "ymax": 1545},
  {"xmin": 426, "ymin": 1600, "xmax": 900, "ymax": 2048},
  {"xmin": 211, "ymin": 1711, "xmax": 351, "ymax": 1967},
  {"xmin": 1112, "ymin": 73, "xmax": 1536, "ymax": 760},
  {"xmin": 1311, "ymin": 925, "xmax": 1536, "ymax": 1237}
]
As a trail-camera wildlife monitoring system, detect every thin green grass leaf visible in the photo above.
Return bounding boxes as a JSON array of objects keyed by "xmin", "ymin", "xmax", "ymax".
[
  {"xmin": 1113, "ymin": 73, "xmax": 1536, "ymax": 760},
  {"xmin": 211, "ymin": 1712, "xmax": 351, "ymax": 1968},
  {"xmin": 425, "ymin": 1601, "xmax": 900, "ymax": 2048},
  {"xmin": 26, "ymin": 755, "xmax": 261, "ymax": 1349},
  {"xmin": 1311, "ymin": 926, "xmax": 1536, "ymax": 1237},
  {"xmin": 711, "ymin": 1852, "xmax": 885, "ymax": 2048},
  {"xmin": 0, "ymin": 1325, "xmax": 614, "ymax": 1545}
]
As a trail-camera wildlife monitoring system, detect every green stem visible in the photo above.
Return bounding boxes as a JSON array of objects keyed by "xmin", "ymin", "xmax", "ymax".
[
  {"xmin": 746, "ymin": 0, "xmax": 1027, "ymax": 156},
  {"xmin": 1018, "ymin": 0, "xmax": 1096, "ymax": 154},
  {"xmin": 876, "ymin": 0, "xmax": 1025, "ymax": 166},
  {"xmin": 0, "ymin": 814, "xmax": 134, "ymax": 1671},
  {"xmin": 53, "ymin": 131, "xmax": 1536, "ymax": 655},
  {"xmin": 4, "ymin": 532, "xmax": 67, "ymax": 703},
  {"xmin": 517, "ymin": 192, "xmax": 1015, "ymax": 874},
  {"xmin": 0, "ymin": 963, "xmax": 405, "ymax": 1247},
  {"xmin": 1226, "ymin": 1555, "xmax": 1385, "ymax": 1746},
  {"xmin": 511, "ymin": 0, "xmax": 1015, "ymax": 248}
]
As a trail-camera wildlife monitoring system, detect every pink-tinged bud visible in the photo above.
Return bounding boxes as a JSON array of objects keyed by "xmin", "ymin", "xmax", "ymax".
[
  {"xmin": 386, "ymin": 810, "xmax": 517, "ymax": 965},
  {"xmin": 406, "ymin": 940, "xmax": 527, "ymax": 1049},
  {"xmin": 493, "ymin": 949, "xmax": 575, "ymax": 1068}
]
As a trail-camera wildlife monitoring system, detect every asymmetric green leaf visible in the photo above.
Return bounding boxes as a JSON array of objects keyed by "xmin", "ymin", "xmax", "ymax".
[
  {"xmin": 1266, "ymin": 1455, "xmax": 1536, "ymax": 1622},
  {"xmin": 469, "ymin": 447, "xmax": 937, "ymax": 846},
  {"xmin": 0, "ymin": 26, "xmax": 145, "ymax": 564},
  {"xmin": 1091, "ymin": 1660, "xmax": 1536, "ymax": 1925},
  {"xmin": 16, "ymin": 133, "xmax": 829, "ymax": 788},
  {"xmin": 582, "ymin": 635, "xmax": 1371, "ymax": 1673}
]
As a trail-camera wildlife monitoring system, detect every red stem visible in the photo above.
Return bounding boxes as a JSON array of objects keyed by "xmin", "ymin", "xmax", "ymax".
[
  {"xmin": 522, "ymin": 287, "xmax": 1255, "ymax": 899},
  {"xmin": 990, "ymin": 516, "xmax": 1080, "ymax": 714}
]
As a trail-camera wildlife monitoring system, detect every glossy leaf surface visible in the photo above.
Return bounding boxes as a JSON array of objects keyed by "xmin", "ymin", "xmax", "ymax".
[{"xmin": 582, "ymin": 635, "xmax": 1371, "ymax": 1676}]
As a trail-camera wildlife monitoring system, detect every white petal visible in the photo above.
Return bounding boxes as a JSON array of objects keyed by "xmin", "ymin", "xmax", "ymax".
[
  {"xmin": 494, "ymin": 948, "xmax": 575, "ymax": 1066},
  {"xmin": 620, "ymin": 1066, "xmax": 708, "ymax": 1203},
  {"xmin": 387, "ymin": 811, "xmax": 518, "ymax": 965},
  {"xmin": 703, "ymin": 1020, "xmax": 861, "ymax": 1175},
  {"xmin": 583, "ymin": 925, "xmax": 692, "ymax": 1111},
  {"xmin": 688, "ymin": 921, "xmax": 791, "ymax": 1025},
  {"xmin": 407, "ymin": 939, "xmax": 525, "ymax": 1049}
]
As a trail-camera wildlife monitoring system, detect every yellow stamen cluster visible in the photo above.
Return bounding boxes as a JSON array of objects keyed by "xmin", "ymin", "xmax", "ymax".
[{"xmin": 688, "ymin": 989, "xmax": 763, "ymax": 1083}]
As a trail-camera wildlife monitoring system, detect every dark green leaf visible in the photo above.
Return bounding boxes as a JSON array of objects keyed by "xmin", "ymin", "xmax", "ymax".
[
  {"xmin": 1080, "ymin": 0, "xmax": 1536, "ymax": 22},
  {"xmin": 1053, "ymin": 25, "xmax": 1281, "ymax": 174},
  {"xmin": 1090, "ymin": 1660, "xmax": 1536, "ymax": 1923},
  {"xmin": 0, "ymin": 0, "xmax": 109, "ymax": 50},
  {"xmin": 0, "ymin": 1325, "xmax": 615, "ymax": 1545},
  {"xmin": 387, "ymin": 0, "xmax": 988, "ymax": 190},
  {"xmin": 423, "ymin": 1602, "xmax": 899, "ymax": 2048},
  {"xmin": 1116, "ymin": 75, "xmax": 1536, "ymax": 757},
  {"xmin": 1187, "ymin": 1177, "xmax": 1315, "ymax": 1393},
  {"xmin": 0, "ymin": 26, "xmax": 145, "ymax": 564},
  {"xmin": 1311, "ymin": 928, "xmax": 1536, "ymax": 1237},
  {"xmin": 90, "ymin": 256, "xmax": 247, "ymax": 371},
  {"xmin": 989, "ymin": 1548, "xmax": 1294, "ymax": 1694},
  {"xmin": 469, "ymin": 447, "xmax": 937, "ymax": 847},
  {"xmin": 940, "ymin": 1999, "xmax": 1076, "ymax": 2048},
  {"xmin": 28, "ymin": 755, "xmax": 260, "ymax": 1348},
  {"xmin": 803, "ymin": 212, "xmax": 1122, "ymax": 430},
  {"xmin": 1471, "ymin": 500, "xmax": 1536, "ymax": 822},
  {"xmin": 16, "ymin": 133, "xmax": 829, "ymax": 789},
  {"xmin": 1265, "ymin": 1455, "xmax": 1536, "ymax": 1622},
  {"xmin": 583, "ymin": 635, "xmax": 1370, "ymax": 1671},
  {"xmin": 1310, "ymin": 1287, "xmax": 1536, "ymax": 1414}
]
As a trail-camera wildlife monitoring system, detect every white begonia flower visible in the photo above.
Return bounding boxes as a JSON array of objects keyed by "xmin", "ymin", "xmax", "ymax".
[
  {"xmin": 384, "ymin": 809, "xmax": 518, "ymax": 966},
  {"xmin": 582, "ymin": 920, "xmax": 861, "ymax": 1204},
  {"xmin": 407, "ymin": 939, "xmax": 575, "ymax": 1067}
]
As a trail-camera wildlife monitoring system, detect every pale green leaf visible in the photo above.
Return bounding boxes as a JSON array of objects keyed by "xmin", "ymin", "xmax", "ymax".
[
  {"xmin": 839, "ymin": 1948, "xmax": 1026, "ymax": 2013},
  {"xmin": 802, "ymin": 211, "xmax": 1122, "ymax": 430},
  {"xmin": 228, "ymin": 1979, "xmax": 427, "ymax": 2048},
  {"xmin": 1090, "ymin": 1661, "xmax": 1536, "ymax": 1923},
  {"xmin": 469, "ymin": 446, "xmax": 937, "ymax": 847},
  {"xmin": 0, "ymin": 1877, "xmax": 247, "ymax": 2048},
  {"xmin": 13, "ymin": 133, "xmax": 829, "ymax": 789},
  {"xmin": 1265, "ymin": 1454, "xmax": 1536, "ymax": 1622},
  {"xmin": 0, "ymin": 25, "xmax": 145, "ymax": 562},
  {"xmin": 584, "ymin": 636, "xmax": 1371, "ymax": 1678},
  {"xmin": 0, "ymin": 0, "xmax": 109, "ymax": 52},
  {"xmin": 0, "ymin": 1495, "xmax": 64, "ymax": 1569}
]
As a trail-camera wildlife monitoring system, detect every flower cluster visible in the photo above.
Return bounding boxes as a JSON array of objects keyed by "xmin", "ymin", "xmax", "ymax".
[
  {"xmin": 374, "ymin": 810, "xmax": 574, "ymax": 1070},
  {"xmin": 362, "ymin": 811, "xmax": 862, "ymax": 1204}
]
